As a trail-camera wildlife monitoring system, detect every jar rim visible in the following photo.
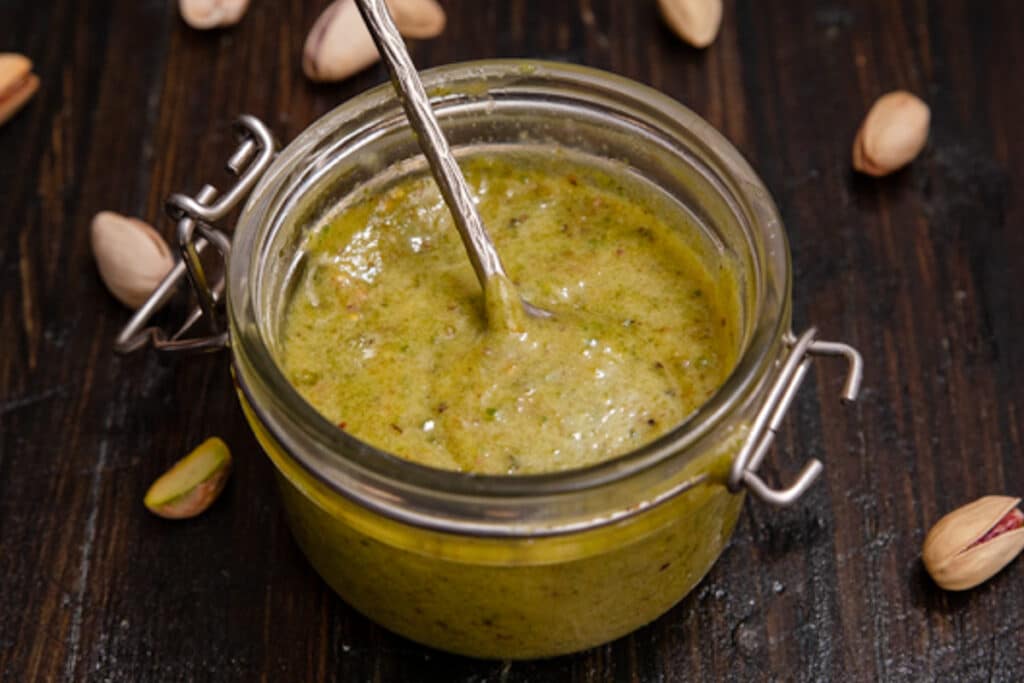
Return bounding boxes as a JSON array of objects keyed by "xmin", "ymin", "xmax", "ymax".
[{"xmin": 228, "ymin": 60, "xmax": 791, "ymax": 533}]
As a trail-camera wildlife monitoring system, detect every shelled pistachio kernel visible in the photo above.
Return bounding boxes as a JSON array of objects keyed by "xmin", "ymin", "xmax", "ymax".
[
  {"xmin": 144, "ymin": 438, "xmax": 232, "ymax": 520},
  {"xmin": 922, "ymin": 496, "xmax": 1024, "ymax": 591}
]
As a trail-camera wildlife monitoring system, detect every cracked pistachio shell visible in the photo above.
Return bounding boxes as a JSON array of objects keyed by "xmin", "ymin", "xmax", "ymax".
[
  {"xmin": 923, "ymin": 496, "xmax": 1024, "ymax": 591},
  {"xmin": 145, "ymin": 438, "xmax": 232, "ymax": 520}
]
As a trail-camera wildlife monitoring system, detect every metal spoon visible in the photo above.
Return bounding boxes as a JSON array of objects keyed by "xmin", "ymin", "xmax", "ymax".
[{"xmin": 354, "ymin": 0, "xmax": 551, "ymax": 320}]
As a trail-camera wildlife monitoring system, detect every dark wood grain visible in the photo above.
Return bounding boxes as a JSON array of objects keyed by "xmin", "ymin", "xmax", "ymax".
[{"xmin": 3, "ymin": 1, "xmax": 1023, "ymax": 680}]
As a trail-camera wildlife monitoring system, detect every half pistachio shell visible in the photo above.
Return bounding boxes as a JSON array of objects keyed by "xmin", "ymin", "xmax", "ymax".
[
  {"xmin": 179, "ymin": 0, "xmax": 250, "ymax": 29},
  {"xmin": 923, "ymin": 496, "xmax": 1024, "ymax": 591},
  {"xmin": 387, "ymin": 0, "xmax": 446, "ymax": 39},
  {"xmin": 144, "ymin": 438, "xmax": 232, "ymax": 520},
  {"xmin": 852, "ymin": 91, "xmax": 930, "ymax": 176},
  {"xmin": 0, "ymin": 53, "xmax": 40, "ymax": 126},
  {"xmin": 657, "ymin": 0, "xmax": 723, "ymax": 49}
]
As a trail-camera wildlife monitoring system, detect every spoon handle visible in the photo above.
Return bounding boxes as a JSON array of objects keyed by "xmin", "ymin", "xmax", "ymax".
[{"xmin": 354, "ymin": 0, "xmax": 507, "ymax": 289}]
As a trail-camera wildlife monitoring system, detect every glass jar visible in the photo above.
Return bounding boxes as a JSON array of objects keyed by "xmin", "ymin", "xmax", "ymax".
[{"xmin": 124, "ymin": 60, "xmax": 861, "ymax": 659}]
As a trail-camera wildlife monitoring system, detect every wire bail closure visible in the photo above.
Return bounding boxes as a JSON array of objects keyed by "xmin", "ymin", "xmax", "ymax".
[
  {"xmin": 728, "ymin": 327, "xmax": 863, "ymax": 506},
  {"xmin": 113, "ymin": 115, "xmax": 276, "ymax": 355}
]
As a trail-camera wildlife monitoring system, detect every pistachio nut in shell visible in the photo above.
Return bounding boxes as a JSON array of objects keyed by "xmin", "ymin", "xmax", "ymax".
[
  {"xmin": 852, "ymin": 91, "xmax": 930, "ymax": 176},
  {"xmin": 179, "ymin": 0, "xmax": 250, "ymax": 29},
  {"xmin": 145, "ymin": 437, "xmax": 232, "ymax": 520},
  {"xmin": 657, "ymin": 0, "xmax": 723, "ymax": 49},
  {"xmin": 385, "ymin": 0, "xmax": 446, "ymax": 39},
  {"xmin": 0, "ymin": 53, "xmax": 40, "ymax": 126},
  {"xmin": 922, "ymin": 495, "xmax": 1024, "ymax": 591},
  {"xmin": 90, "ymin": 211, "xmax": 175, "ymax": 309},
  {"xmin": 303, "ymin": 0, "xmax": 446, "ymax": 82}
]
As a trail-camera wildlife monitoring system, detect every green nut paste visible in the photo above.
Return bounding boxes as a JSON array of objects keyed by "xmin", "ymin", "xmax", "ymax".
[
  {"xmin": 281, "ymin": 153, "xmax": 740, "ymax": 473},
  {"xmin": 261, "ymin": 150, "xmax": 748, "ymax": 658}
]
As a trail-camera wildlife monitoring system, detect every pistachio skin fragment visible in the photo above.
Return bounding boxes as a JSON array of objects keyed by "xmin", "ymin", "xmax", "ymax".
[
  {"xmin": 144, "ymin": 437, "xmax": 232, "ymax": 520},
  {"xmin": 972, "ymin": 508, "xmax": 1024, "ymax": 548},
  {"xmin": 0, "ymin": 53, "xmax": 40, "ymax": 126},
  {"xmin": 923, "ymin": 496, "xmax": 1024, "ymax": 591}
]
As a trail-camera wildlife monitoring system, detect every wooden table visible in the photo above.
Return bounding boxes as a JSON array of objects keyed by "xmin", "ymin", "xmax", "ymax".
[{"xmin": 3, "ymin": 1, "xmax": 1022, "ymax": 680}]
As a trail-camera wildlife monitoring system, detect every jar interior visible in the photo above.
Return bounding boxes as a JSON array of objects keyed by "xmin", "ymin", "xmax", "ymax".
[{"xmin": 252, "ymin": 97, "xmax": 762, "ymax": 370}]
